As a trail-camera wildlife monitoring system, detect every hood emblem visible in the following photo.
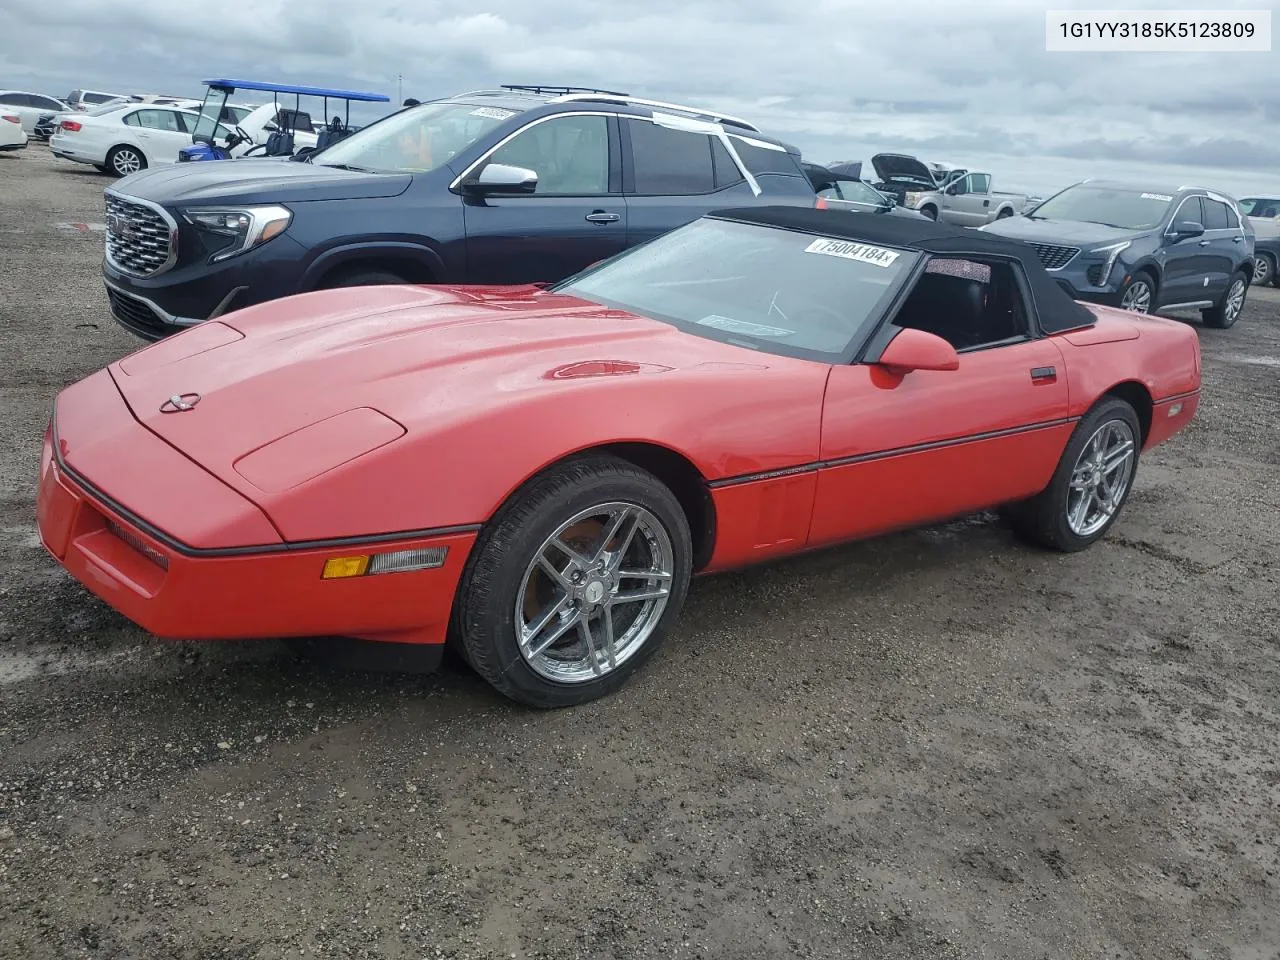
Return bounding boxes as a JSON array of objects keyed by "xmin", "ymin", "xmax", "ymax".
[{"xmin": 159, "ymin": 393, "xmax": 201, "ymax": 413}]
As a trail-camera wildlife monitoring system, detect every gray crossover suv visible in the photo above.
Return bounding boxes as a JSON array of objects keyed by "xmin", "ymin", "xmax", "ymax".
[{"xmin": 982, "ymin": 179, "xmax": 1254, "ymax": 328}]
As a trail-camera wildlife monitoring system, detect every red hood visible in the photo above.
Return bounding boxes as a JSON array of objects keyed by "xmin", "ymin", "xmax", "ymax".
[{"xmin": 107, "ymin": 284, "xmax": 811, "ymax": 504}]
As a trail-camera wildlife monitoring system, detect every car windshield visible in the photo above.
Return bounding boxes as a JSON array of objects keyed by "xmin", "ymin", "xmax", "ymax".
[
  {"xmin": 552, "ymin": 218, "xmax": 918, "ymax": 362},
  {"xmin": 1238, "ymin": 197, "xmax": 1280, "ymax": 217},
  {"xmin": 820, "ymin": 179, "xmax": 889, "ymax": 206},
  {"xmin": 313, "ymin": 100, "xmax": 525, "ymax": 173},
  {"xmin": 1028, "ymin": 184, "xmax": 1173, "ymax": 229}
]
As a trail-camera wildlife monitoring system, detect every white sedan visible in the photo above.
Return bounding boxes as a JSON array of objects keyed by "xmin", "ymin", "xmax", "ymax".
[
  {"xmin": 0, "ymin": 90, "xmax": 70, "ymax": 133},
  {"xmin": 0, "ymin": 111, "xmax": 28, "ymax": 152},
  {"xmin": 50, "ymin": 104, "xmax": 242, "ymax": 177}
]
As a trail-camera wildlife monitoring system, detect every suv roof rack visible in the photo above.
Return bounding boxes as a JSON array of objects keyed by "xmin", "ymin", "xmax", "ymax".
[
  {"xmin": 501, "ymin": 84, "xmax": 630, "ymax": 97},
  {"xmin": 548, "ymin": 91, "xmax": 761, "ymax": 133}
]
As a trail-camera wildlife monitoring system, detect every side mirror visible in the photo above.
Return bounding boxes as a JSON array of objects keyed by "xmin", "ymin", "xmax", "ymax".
[
  {"xmin": 945, "ymin": 183, "xmax": 958, "ymax": 195},
  {"xmin": 876, "ymin": 328, "xmax": 960, "ymax": 374},
  {"xmin": 263, "ymin": 121, "xmax": 278, "ymax": 132},
  {"xmin": 1168, "ymin": 220, "xmax": 1205, "ymax": 241},
  {"xmin": 460, "ymin": 163, "xmax": 538, "ymax": 197}
]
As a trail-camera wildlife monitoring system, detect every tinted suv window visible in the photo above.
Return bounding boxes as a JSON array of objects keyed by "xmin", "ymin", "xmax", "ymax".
[
  {"xmin": 1199, "ymin": 197, "xmax": 1228, "ymax": 229},
  {"xmin": 487, "ymin": 114, "xmax": 609, "ymax": 195},
  {"xmin": 711, "ymin": 137, "xmax": 743, "ymax": 189},
  {"xmin": 0, "ymin": 93, "xmax": 29, "ymax": 107},
  {"xmin": 628, "ymin": 119, "xmax": 716, "ymax": 195},
  {"xmin": 730, "ymin": 135, "xmax": 800, "ymax": 176}
]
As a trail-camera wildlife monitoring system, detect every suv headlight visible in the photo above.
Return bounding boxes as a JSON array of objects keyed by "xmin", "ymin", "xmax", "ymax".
[
  {"xmin": 181, "ymin": 204, "xmax": 292, "ymax": 263},
  {"xmin": 1091, "ymin": 240, "xmax": 1131, "ymax": 286}
]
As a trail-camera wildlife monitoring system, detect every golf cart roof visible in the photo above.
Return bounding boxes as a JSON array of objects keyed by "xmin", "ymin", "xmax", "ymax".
[{"xmin": 202, "ymin": 79, "xmax": 390, "ymax": 102}]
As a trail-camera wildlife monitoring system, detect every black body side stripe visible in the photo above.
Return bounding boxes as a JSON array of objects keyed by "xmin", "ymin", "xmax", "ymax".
[
  {"xmin": 53, "ymin": 450, "xmax": 481, "ymax": 559},
  {"xmin": 706, "ymin": 416, "xmax": 1080, "ymax": 490}
]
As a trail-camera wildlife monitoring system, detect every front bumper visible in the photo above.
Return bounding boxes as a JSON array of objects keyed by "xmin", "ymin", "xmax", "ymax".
[
  {"xmin": 37, "ymin": 376, "xmax": 476, "ymax": 648},
  {"xmin": 102, "ymin": 229, "xmax": 308, "ymax": 341}
]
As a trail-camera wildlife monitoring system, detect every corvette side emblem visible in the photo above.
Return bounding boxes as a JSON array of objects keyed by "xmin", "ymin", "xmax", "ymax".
[{"xmin": 159, "ymin": 393, "xmax": 201, "ymax": 413}]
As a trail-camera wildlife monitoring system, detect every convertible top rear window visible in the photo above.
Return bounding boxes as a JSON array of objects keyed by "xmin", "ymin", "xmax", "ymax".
[{"xmin": 553, "ymin": 218, "xmax": 919, "ymax": 362}]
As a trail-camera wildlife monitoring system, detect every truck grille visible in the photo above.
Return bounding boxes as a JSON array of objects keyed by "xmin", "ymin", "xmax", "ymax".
[
  {"xmin": 104, "ymin": 192, "xmax": 176, "ymax": 277},
  {"xmin": 1026, "ymin": 242, "xmax": 1080, "ymax": 271}
]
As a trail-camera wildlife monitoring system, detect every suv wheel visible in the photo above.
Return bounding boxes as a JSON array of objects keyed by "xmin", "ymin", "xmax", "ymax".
[
  {"xmin": 1202, "ymin": 271, "xmax": 1248, "ymax": 329},
  {"xmin": 1118, "ymin": 270, "xmax": 1155, "ymax": 313},
  {"xmin": 918, "ymin": 205, "xmax": 938, "ymax": 220},
  {"xmin": 1253, "ymin": 253, "xmax": 1274, "ymax": 286}
]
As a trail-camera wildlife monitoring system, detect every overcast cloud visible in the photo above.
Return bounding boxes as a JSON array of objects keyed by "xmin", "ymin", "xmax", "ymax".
[{"xmin": 2, "ymin": 0, "xmax": 1277, "ymax": 197}]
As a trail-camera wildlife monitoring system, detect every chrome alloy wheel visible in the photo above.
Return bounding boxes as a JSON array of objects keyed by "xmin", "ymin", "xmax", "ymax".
[
  {"xmin": 1120, "ymin": 279, "xmax": 1152, "ymax": 313},
  {"xmin": 515, "ymin": 502, "xmax": 675, "ymax": 684},
  {"xmin": 112, "ymin": 148, "xmax": 142, "ymax": 176},
  {"xmin": 1223, "ymin": 277, "xmax": 1246, "ymax": 325},
  {"xmin": 1066, "ymin": 420, "xmax": 1137, "ymax": 537},
  {"xmin": 1252, "ymin": 255, "xmax": 1271, "ymax": 285}
]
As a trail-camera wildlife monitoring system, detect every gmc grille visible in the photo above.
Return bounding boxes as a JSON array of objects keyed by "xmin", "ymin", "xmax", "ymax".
[
  {"xmin": 104, "ymin": 193, "xmax": 175, "ymax": 277},
  {"xmin": 1027, "ymin": 242, "xmax": 1080, "ymax": 271}
]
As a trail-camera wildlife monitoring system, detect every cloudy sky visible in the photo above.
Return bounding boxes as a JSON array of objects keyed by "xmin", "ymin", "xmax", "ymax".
[{"xmin": 3, "ymin": 0, "xmax": 1277, "ymax": 198}]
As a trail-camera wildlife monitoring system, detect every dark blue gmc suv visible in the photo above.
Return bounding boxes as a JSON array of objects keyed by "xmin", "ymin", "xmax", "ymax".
[{"xmin": 99, "ymin": 84, "xmax": 817, "ymax": 340}]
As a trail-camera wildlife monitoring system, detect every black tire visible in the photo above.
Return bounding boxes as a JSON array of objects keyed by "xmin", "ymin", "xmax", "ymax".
[
  {"xmin": 1002, "ymin": 396, "xmax": 1142, "ymax": 552},
  {"xmin": 105, "ymin": 145, "xmax": 145, "ymax": 178},
  {"xmin": 320, "ymin": 268, "xmax": 407, "ymax": 289},
  {"xmin": 995, "ymin": 208, "xmax": 1013, "ymax": 219},
  {"xmin": 1252, "ymin": 253, "xmax": 1274, "ymax": 287},
  {"xmin": 918, "ymin": 205, "xmax": 938, "ymax": 221},
  {"xmin": 1201, "ymin": 270, "xmax": 1249, "ymax": 329},
  {"xmin": 451, "ymin": 453, "xmax": 693, "ymax": 708},
  {"xmin": 1117, "ymin": 269, "xmax": 1157, "ymax": 314}
]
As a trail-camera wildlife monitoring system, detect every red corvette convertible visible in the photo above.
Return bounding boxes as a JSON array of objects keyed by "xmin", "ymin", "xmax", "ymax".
[{"xmin": 37, "ymin": 206, "xmax": 1201, "ymax": 707}]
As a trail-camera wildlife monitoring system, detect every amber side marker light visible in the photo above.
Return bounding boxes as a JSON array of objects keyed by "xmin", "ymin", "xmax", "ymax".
[{"xmin": 321, "ymin": 547, "xmax": 448, "ymax": 580}]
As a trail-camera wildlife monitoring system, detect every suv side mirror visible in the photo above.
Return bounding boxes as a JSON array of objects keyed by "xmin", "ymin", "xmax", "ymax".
[
  {"xmin": 876, "ymin": 328, "xmax": 960, "ymax": 374},
  {"xmin": 460, "ymin": 163, "xmax": 539, "ymax": 197},
  {"xmin": 1168, "ymin": 220, "xmax": 1205, "ymax": 241}
]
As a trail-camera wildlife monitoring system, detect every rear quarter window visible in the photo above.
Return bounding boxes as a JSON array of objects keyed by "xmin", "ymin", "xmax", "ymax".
[{"xmin": 730, "ymin": 136, "xmax": 805, "ymax": 177}]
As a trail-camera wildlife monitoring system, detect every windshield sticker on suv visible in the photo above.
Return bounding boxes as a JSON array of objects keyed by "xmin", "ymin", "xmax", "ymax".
[
  {"xmin": 697, "ymin": 315, "xmax": 794, "ymax": 337},
  {"xmin": 470, "ymin": 107, "xmax": 517, "ymax": 120},
  {"xmin": 1141, "ymin": 192, "xmax": 1173, "ymax": 202},
  {"xmin": 804, "ymin": 238, "xmax": 901, "ymax": 267}
]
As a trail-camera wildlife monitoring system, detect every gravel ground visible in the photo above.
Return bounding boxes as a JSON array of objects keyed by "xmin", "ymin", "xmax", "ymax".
[{"xmin": 2, "ymin": 142, "xmax": 1279, "ymax": 960}]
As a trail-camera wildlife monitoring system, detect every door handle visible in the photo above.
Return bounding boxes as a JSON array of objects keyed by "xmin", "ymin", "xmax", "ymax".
[
  {"xmin": 1030, "ymin": 365, "xmax": 1057, "ymax": 381},
  {"xmin": 1232, "ymin": 236, "xmax": 1244, "ymax": 242},
  {"xmin": 585, "ymin": 211, "xmax": 620, "ymax": 224},
  {"xmin": 1198, "ymin": 239, "xmax": 1210, "ymax": 246}
]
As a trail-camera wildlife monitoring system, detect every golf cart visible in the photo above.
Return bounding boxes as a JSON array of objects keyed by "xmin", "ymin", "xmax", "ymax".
[{"xmin": 178, "ymin": 78, "xmax": 390, "ymax": 162}]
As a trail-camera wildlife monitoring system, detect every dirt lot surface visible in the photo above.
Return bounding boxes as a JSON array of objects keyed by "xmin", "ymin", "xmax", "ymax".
[{"xmin": 2, "ymin": 142, "xmax": 1279, "ymax": 960}]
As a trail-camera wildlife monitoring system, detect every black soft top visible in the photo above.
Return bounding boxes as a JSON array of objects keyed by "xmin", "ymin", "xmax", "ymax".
[{"xmin": 709, "ymin": 205, "xmax": 1097, "ymax": 334}]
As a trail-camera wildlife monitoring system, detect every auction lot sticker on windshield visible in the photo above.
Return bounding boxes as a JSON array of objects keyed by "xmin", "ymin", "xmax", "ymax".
[
  {"xmin": 470, "ymin": 107, "xmax": 517, "ymax": 120},
  {"xmin": 804, "ymin": 238, "xmax": 901, "ymax": 267},
  {"xmin": 1142, "ymin": 192, "xmax": 1173, "ymax": 202},
  {"xmin": 697, "ymin": 315, "xmax": 794, "ymax": 337}
]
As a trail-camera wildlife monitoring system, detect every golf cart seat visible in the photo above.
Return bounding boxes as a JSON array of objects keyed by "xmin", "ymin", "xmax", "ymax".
[
  {"xmin": 264, "ymin": 130, "xmax": 295, "ymax": 156},
  {"xmin": 313, "ymin": 117, "xmax": 347, "ymax": 151}
]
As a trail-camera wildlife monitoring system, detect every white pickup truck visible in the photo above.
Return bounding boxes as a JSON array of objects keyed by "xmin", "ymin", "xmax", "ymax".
[{"xmin": 907, "ymin": 170, "xmax": 1032, "ymax": 226}]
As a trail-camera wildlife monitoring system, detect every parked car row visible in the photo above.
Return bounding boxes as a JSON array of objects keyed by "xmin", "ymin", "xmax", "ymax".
[{"xmin": 85, "ymin": 81, "xmax": 1264, "ymax": 342}]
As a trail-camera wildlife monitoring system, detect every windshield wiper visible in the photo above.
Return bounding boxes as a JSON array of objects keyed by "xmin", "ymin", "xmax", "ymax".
[{"xmin": 315, "ymin": 162, "xmax": 375, "ymax": 173}]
